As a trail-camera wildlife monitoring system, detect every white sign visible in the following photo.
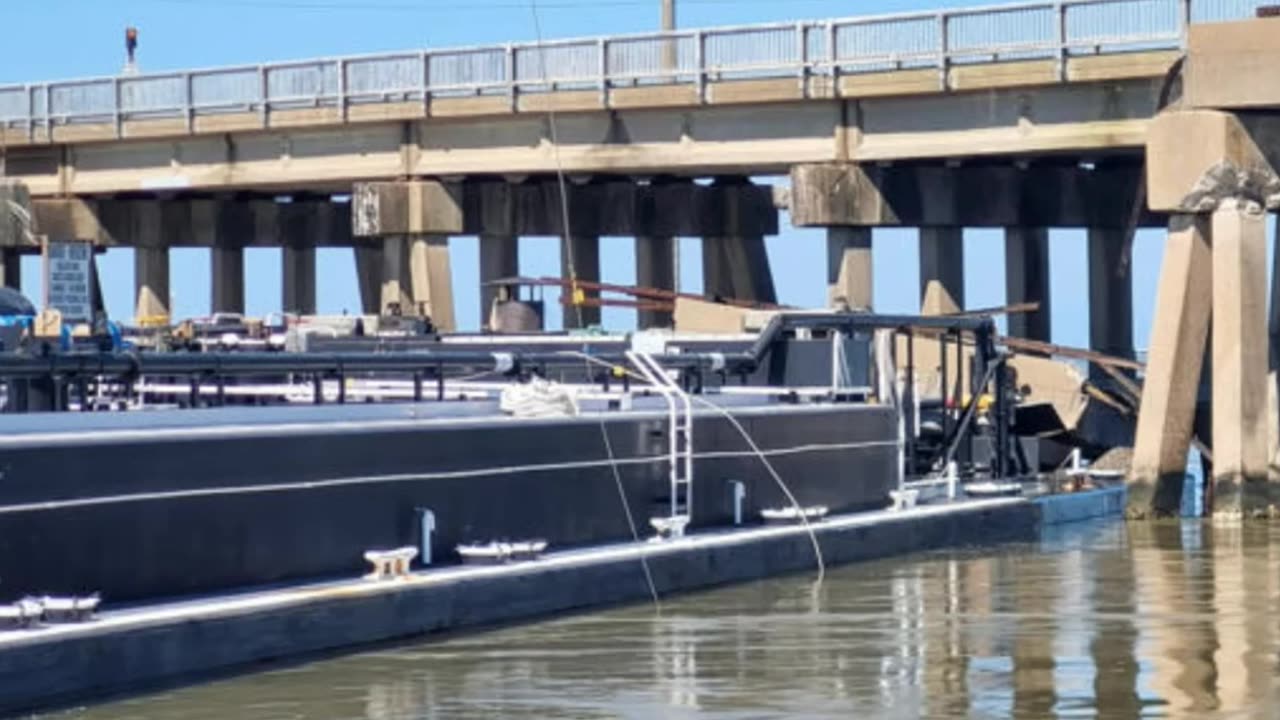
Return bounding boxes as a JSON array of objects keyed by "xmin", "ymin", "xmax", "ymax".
[{"xmin": 44, "ymin": 241, "xmax": 93, "ymax": 323}]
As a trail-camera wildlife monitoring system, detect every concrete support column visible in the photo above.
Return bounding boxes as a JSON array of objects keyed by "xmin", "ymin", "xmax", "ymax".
[
  {"xmin": 282, "ymin": 246, "xmax": 316, "ymax": 316},
  {"xmin": 919, "ymin": 227, "xmax": 964, "ymax": 315},
  {"xmin": 1087, "ymin": 228, "xmax": 1134, "ymax": 361},
  {"xmin": 562, "ymin": 235, "xmax": 601, "ymax": 329},
  {"xmin": 1130, "ymin": 214, "xmax": 1213, "ymax": 518},
  {"xmin": 479, "ymin": 234, "xmax": 519, "ymax": 330},
  {"xmin": 1004, "ymin": 227, "xmax": 1050, "ymax": 340},
  {"xmin": 353, "ymin": 179, "xmax": 463, "ymax": 328},
  {"xmin": 379, "ymin": 236, "xmax": 413, "ymax": 315},
  {"xmin": 827, "ymin": 227, "xmax": 872, "ymax": 310},
  {"xmin": 408, "ymin": 235, "xmax": 455, "ymax": 331},
  {"xmin": 0, "ymin": 248, "xmax": 20, "ymax": 290},
  {"xmin": 702, "ymin": 235, "xmax": 777, "ymax": 304},
  {"xmin": 353, "ymin": 245, "xmax": 382, "ymax": 315},
  {"xmin": 1269, "ymin": 213, "xmax": 1280, "ymax": 495},
  {"xmin": 378, "ymin": 236, "xmax": 454, "ymax": 329},
  {"xmin": 636, "ymin": 235, "xmax": 675, "ymax": 328},
  {"xmin": 134, "ymin": 246, "xmax": 170, "ymax": 322},
  {"xmin": 1210, "ymin": 199, "xmax": 1271, "ymax": 517},
  {"xmin": 210, "ymin": 245, "xmax": 245, "ymax": 315}
]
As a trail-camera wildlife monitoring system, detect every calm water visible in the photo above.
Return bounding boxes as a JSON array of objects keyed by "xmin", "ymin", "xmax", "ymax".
[{"xmin": 55, "ymin": 521, "xmax": 1280, "ymax": 719}]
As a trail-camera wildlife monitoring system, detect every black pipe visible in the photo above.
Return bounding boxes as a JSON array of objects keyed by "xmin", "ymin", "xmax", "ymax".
[
  {"xmin": 0, "ymin": 350, "xmax": 736, "ymax": 381},
  {"xmin": 938, "ymin": 358, "xmax": 1003, "ymax": 472},
  {"xmin": 994, "ymin": 356, "xmax": 1010, "ymax": 479},
  {"xmin": 904, "ymin": 329, "xmax": 916, "ymax": 478},
  {"xmin": 0, "ymin": 313, "xmax": 1002, "ymax": 421},
  {"xmin": 939, "ymin": 331, "xmax": 950, "ymax": 442}
]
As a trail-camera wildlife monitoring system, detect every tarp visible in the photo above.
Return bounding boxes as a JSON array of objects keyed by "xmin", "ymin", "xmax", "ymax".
[{"xmin": 0, "ymin": 287, "xmax": 36, "ymax": 317}]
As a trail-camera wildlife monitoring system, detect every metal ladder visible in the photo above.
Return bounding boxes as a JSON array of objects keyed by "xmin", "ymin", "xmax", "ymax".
[{"xmin": 627, "ymin": 351, "xmax": 694, "ymax": 531}]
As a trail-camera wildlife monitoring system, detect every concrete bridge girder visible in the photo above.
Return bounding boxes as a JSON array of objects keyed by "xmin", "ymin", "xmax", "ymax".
[
  {"xmin": 2, "ymin": 74, "xmax": 1166, "ymax": 199},
  {"xmin": 790, "ymin": 160, "xmax": 1147, "ymax": 346},
  {"xmin": 352, "ymin": 178, "xmax": 778, "ymax": 328},
  {"xmin": 23, "ymin": 178, "xmax": 780, "ymax": 249},
  {"xmin": 24, "ymin": 197, "xmax": 353, "ymax": 250},
  {"xmin": 789, "ymin": 162, "xmax": 1160, "ymax": 229},
  {"xmin": 16, "ymin": 176, "xmax": 779, "ymax": 328}
]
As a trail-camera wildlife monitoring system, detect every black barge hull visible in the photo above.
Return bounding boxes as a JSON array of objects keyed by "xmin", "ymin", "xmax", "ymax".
[{"xmin": 0, "ymin": 401, "xmax": 898, "ymax": 602}]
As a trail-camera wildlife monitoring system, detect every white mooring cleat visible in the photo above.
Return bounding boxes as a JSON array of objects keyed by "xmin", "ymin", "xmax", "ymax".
[{"xmin": 363, "ymin": 547, "xmax": 419, "ymax": 581}]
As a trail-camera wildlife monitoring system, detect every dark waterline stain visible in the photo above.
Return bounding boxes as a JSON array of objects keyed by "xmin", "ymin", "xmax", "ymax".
[{"xmin": 52, "ymin": 520, "xmax": 1280, "ymax": 719}]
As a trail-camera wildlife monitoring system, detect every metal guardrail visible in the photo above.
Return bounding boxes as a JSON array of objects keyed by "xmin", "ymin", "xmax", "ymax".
[{"xmin": 0, "ymin": 0, "xmax": 1265, "ymax": 137}]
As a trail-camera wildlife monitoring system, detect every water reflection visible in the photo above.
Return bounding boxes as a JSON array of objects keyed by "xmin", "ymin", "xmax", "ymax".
[{"xmin": 57, "ymin": 521, "xmax": 1280, "ymax": 719}]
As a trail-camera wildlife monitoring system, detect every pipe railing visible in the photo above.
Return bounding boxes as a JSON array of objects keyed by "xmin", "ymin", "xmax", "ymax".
[{"xmin": 0, "ymin": 0, "xmax": 1265, "ymax": 135}]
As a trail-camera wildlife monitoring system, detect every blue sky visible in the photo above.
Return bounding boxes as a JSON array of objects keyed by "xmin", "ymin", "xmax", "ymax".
[{"xmin": 2, "ymin": 0, "xmax": 1275, "ymax": 349}]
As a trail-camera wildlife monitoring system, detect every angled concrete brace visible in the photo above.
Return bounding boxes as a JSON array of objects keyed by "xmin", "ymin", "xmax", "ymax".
[{"xmin": 1129, "ymin": 214, "xmax": 1212, "ymax": 517}]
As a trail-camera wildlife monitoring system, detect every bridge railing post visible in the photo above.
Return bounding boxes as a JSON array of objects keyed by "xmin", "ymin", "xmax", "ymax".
[
  {"xmin": 796, "ymin": 22, "xmax": 808, "ymax": 98},
  {"xmin": 421, "ymin": 51, "xmax": 432, "ymax": 116},
  {"xmin": 937, "ymin": 12, "xmax": 950, "ymax": 91},
  {"xmin": 1055, "ymin": 1, "xmax": 1067, "ymax": 82},
  {"xmin": 695, "ymin": 30, "xmax": 706, "ymax": 104},
  {"xmin": 826, "ymin": 21, "xmax": 838, "ymax": 87},
  {"xmin": 43, "ymin": 84, "xmax": 51, "ymax": 141},
  {"xmin": 1178, "ymin": 0, "xmax": 1192, "ymax": 46},
  {"xmin": 337, "ymin": 58, "xmax": 348, "ymax": 123},
  {"xmin": 258, "ymin": 65, "xmax": 269, "ymax": 129},
  {"xmin": 24, "ymin": 84, "xmax": 33, "ymax": 143},
  {"xmin": 184, "ymin": 72, "xmax": 195, "ymax": 133},
  {"xmin": 505, "ymin": 45, "xmax": 517, "ymax": 112},
  {"xmin": 112, "ymin": 77, "xmax": 122, "ymax": 140},
  {"xmin": 598, "ymin": 38, "xmax": 609, "ymax": 108}
]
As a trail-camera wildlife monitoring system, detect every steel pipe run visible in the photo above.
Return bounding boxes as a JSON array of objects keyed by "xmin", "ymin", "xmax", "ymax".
[
  {"xmin": 0, "ymin": 350, "xmax": 737, "ymax": 382},
  {"xmin": 0, "ymin": 311, "xmax": 1012, "ymax": 478},
  {"xmin": 0, "ymin": 312, "xmax": 999, "ymax": 383}
]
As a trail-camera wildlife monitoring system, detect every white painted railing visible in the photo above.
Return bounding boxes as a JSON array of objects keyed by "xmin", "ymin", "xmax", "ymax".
[{"xmin": 0, "ymin": 0, "xmax": 1265, "ymax": 137}]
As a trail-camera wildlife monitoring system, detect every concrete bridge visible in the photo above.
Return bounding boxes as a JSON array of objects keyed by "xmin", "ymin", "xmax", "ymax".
[
  {"xmin": 0, "ymin": 0, "xmax": 1231, "ymax": 321},
  {"xmin": 3, "ymin": 0, "xmax": 1280, "ymax": 516}
]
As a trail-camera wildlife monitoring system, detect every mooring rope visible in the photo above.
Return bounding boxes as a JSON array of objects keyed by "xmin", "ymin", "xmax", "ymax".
[{"xmin": 561, "ymin": 350, "xmax": 828, "ymax": 585}]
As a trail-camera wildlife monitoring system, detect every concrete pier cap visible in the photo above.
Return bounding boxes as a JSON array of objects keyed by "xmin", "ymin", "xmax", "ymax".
[
  {"xmin": 352, "ymin": 180, "xmax": 464, "ymax": 237},
  {"xmin": 790, "ymin": 161, "xmax": 1158, "ymax": 228},
  {"xmin": 1146, "ymin": 110, "xmax": 1280, "ymax": 214}
]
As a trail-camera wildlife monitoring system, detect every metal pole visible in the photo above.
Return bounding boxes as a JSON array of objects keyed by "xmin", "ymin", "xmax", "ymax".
[
  {"xmin": 994, "ymin": 357, "xmax": 1009, "ymax": 479},
  {"xmin": 939, "ymin": 331, "xmax": 950, "ymax": 441},
  {"xmin": 905, "ymin": 329, "xmax": 916, "ymax": 479},
  {"xmin": 662, "ymin": 0, "xmax": 677, "ymax": 76}
]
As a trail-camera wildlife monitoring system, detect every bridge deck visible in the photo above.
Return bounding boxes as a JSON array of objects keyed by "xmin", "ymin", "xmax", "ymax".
[
  {"xmin": 0, "ymin": 52, "xmax": 1174, "ymax": 149},
  {"xmin": 0, "ymin": 0, "xmax": 1263, "ymax": 146},
  {"xmin": 0, "ymin": 0, "xmax": 1267, "ymax": 197}
]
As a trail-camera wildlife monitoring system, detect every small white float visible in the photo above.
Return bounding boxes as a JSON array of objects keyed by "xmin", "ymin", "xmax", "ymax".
[
  {"xmin": 760, "ymin": 505, "xmax": 830, "ymax": 524},
  {"xmin": 36, "ymin": 594, "xmax": 101, "ymax": 623},
  {"xmin": 456, "ymin": 539, "xmax": 549, "ymax": 565},
  {"xmin": 965, "ymin": 481, "xmax": 1024, "ymax": 497}
]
